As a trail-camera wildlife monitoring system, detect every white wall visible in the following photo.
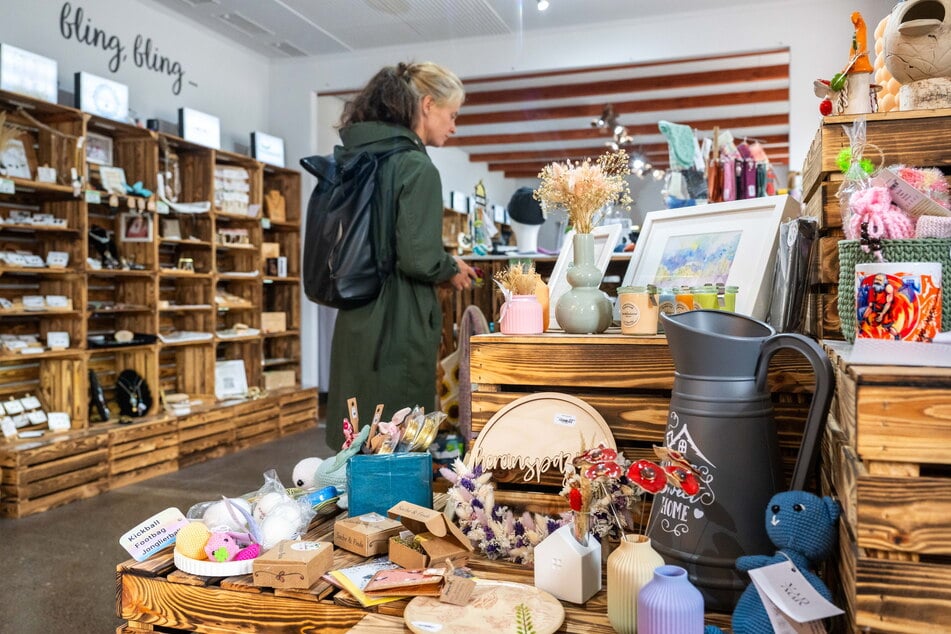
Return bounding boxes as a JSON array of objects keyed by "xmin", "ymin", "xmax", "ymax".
[{"xmin": 0, "ymin": 0, "xmax": 270, "ymax": 152}]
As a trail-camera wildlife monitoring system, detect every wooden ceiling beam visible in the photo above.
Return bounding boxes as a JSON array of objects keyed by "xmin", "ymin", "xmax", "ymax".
[
  {"xmin": 499, "ymin": 154, "xmax": 791, "ymax": 179},
  {"xmin": 470, "ymin": 135, "xmax": 789, "ymax": 163},
  {"xmin": 449, "ymin": 114, "xmax": 789, "ymax": 147},
  {"xmin": 463, "ymin": 65, "xmax": 788, "ymax": 106},
  {"xmin": 455, "ymin": 88, "xmax": 789, "ymax": 126}
]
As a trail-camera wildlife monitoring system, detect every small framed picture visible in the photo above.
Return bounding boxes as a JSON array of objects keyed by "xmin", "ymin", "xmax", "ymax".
[
  {"xmin": 98, "ymin": 165, "xmax": 127, "ymax": 195},
  {"xmin": 85, "ymin": 132, "xmax": 114, "ymax": 166},
  {"xmin": 160, "ymin": 218, "xmax": 181, "ymax": 240},
  {"xmin": 215, "ymin": 359, "xmax": 249, "ymax": 400},
  {"xmin": 120, "ymin": 212, "xmax": 153, "ymax": 242}
]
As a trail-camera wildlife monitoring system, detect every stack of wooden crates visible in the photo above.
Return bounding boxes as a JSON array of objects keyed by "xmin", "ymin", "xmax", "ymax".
[{"xmin": 801, "ymin": 108, "xmax": 951, "ymax": 633}]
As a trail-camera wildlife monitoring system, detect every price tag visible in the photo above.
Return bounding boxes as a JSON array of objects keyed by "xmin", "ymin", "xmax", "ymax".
[
  {"xmin": 261, "ymin": 217, "xmax": 271, "ymax": 229},
  {"xmin": 156, "ymin": 201, "xmax": 169, "ymax": 214},
  {"xmin": 748, "ymin": 561, "xmax": 843, "ymax": 633},
  {"xmin": 85, "ymin": 190, "xmax": 102, "ymax": 204},
  {"xmin": 0, "ymin": 178, "xmax": 15, "ymax": 194},
  {"xmin": 553, "ymin": 413, "xmax": 577, "ymax": 427}
]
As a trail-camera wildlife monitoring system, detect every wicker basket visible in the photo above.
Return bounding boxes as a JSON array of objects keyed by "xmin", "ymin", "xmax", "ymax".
[{"xmin": 837, "ymin": 238, "xmax": 951, "ymax": 341}]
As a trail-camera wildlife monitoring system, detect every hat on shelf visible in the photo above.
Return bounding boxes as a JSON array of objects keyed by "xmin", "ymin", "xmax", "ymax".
[{"xmin": 507, "ymin": 187, "xmax": 545, "ymax": 226}]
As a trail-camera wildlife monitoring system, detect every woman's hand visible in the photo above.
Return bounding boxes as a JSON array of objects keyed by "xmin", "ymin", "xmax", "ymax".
[{"xmin": 447, "ymin": 256, "xmax": 479, "ymax": 290}]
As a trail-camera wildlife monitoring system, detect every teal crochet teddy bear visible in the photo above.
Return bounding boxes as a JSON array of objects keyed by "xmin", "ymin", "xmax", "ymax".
[{"xmin": 731, "ymin": 490, "xmax": 841, "ymax": 634}]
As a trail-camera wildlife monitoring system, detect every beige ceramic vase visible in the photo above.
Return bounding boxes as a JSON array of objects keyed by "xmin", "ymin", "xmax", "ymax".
[{"xmin": 607, "ymin": 534, "xmax": 665, "ymax": 634}]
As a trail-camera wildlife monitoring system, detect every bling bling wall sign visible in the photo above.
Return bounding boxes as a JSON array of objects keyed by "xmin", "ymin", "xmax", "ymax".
[{"xmin": 58, "ymin": 2, "xmax": 189, "ymax": 95}]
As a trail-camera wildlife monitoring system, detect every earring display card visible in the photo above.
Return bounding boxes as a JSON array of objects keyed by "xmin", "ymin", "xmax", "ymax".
[
  {"xmin": 48, "ymin": 412, "xmax": 70, "ymax": 432},
  {"xmin": 1, "ymin": 416, "xmax": 16, "ymax": 439}
]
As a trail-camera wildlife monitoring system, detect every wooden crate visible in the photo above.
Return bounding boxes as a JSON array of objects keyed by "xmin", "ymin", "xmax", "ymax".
[
  {"xmin": 176, "ymin": 405, "xmax": 236, "ymax": 469},
  {"xmin": 822, "ymin": 343, "xmax": 951, "ymax": 633},
  {"xmin": 801, "ymin": 108, "xmax": 951, "ymax": 339},
  {"xmin": 108, "ymin": 414, "xmax": 179, "ymax": 489},
  {"xmin": 278, "ymin": 387, "xmax": 318, "ymax": 436},
  {"xmin": 0, "ymin": 430, "xmax": 110, "ymax": 518},
  {"xmin": 232, "ymin": 396, "xmax": 281, "ymax": 451},
  {"xmin": 469, "ymin": 332, "xmax": 816, "ymax": 515}
]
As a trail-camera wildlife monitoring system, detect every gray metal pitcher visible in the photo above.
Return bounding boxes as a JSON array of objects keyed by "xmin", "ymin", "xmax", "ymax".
[{"xmin": 646, "ymin": 309, "xmax": 834, "ymax": 612}]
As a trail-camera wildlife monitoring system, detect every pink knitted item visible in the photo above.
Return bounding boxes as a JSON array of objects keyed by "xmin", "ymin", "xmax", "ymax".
[
  {"xmin": 205, "ymin": 532, "xmax": 242, "ymax": 562},
  {"xmin": 848, "ymin": 186, "xmax": 915, "ymax": 241},
  {"xmin": 233, "ymin": 543, "xmax": 261, "ymax": 561},
  {"xmin": 916, "ymin": 215, "xmax": 951, "ymax": 238}
]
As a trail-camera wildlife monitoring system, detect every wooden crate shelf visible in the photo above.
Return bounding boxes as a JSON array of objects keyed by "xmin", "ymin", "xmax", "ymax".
[
  {"xmin": 0, "ymin": 92, "xmax": 304, "ymax": 515},
  {"xmin": 800, "ymin": 108, "xmax": 951, "ymax": 340},
  {"xmin": 821, "ymin": 343, "xmax": 951, "ymax": 632},
  {"xmin": 108, "ymin": 415, "xmax": 180, "ymax": 489},
  {"xmin": 177, "ymin": 405, "xmax": 237, "ymax": 469},
  {"xmin": 232, "ymin": 397, "xmax": 280, "ymax": 450},
  {"xmin": 278, "ymin": 387, "xmax": 318, "ymax": 436},
  {"xmin": 0, "ymin": 430, "xmax": 110, "ymax": 518}
]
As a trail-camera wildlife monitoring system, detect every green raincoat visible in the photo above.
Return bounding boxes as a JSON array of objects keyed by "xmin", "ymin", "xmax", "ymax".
[{"xmin": 324, "ymin": 122, "xmax": 459, "ymax": 449}]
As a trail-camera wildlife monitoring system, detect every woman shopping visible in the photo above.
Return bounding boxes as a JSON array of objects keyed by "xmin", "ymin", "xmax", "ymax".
[{"xmin": 324, "ymin": 61, "xmax": 477, "ymax": 450}]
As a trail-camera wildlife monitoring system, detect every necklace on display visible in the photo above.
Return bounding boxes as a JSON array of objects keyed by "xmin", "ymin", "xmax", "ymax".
[{"xmin": 116, "ymin": 375, "xmax": 146, "ymax": 416}]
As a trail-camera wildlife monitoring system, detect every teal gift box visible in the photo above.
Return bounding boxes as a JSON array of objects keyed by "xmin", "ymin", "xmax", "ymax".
[{"xmin": 346, "ymin": 453, "xmax": 433, "ymax": 517}]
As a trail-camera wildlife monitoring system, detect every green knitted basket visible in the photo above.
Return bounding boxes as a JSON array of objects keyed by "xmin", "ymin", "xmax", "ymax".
[{"xmin": 837, "ymin": 238, "xmax": 951, "ymax": 341}]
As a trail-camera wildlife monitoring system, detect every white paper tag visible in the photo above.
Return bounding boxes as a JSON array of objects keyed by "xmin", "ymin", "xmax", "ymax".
[
  {"xmin": 748, "ymin": 561, "xmax": 843, "ymax": 629},
  {"xmin": 119, "ymin": 507, "xmax": 189, "ymax": 562},
  {"xmin": 1, "ymin": 416, "xmax": 17, "ymax": 439},
  {"xmin": 0, "ymin": 179, "xmax": 14, "ymax": 194},
  {"xmin": 84, "ymin": 190, "xmax": 101, "ymax": 204},
  {"xmin": 553, "ymin": 413, "xmax": 576, "ymax": 427},
  {"xmin": 48, "ymin": 412, "xmax": 71, "ymax": 432},
  {"xmin": 873, "ymin": 168, "xmax": 951, "ymax": 218}
]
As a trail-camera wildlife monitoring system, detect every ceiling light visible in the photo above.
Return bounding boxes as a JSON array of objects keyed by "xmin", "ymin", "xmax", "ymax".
[{"xmin": 537, "ymin": 0, "xmax": 550, "ymax": 11}]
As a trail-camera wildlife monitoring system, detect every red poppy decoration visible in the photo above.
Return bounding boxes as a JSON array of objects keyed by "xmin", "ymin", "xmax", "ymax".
[
  {"xmin": 575, "ymin": 443, "xmax": 619, "ymax": 466},
  {"xmin": 664, "ymin": 465, "xmax": 701, "ymax": 496},
  {"xmin": 584, "ymin": 461, "xmax": 622, "ymax": 480},
  {"xmin": 627, "ymin": 460, "xmax": 667, "ymax": 494},
  {"xmin": 567, "ymin": 487, "xmax": 583, "ymax": 512}
]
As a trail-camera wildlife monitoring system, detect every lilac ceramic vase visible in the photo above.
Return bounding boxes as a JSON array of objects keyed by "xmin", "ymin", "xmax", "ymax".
[{"xmin": 636, "ymin": 565, "xmax": 705, "ymax": 634}]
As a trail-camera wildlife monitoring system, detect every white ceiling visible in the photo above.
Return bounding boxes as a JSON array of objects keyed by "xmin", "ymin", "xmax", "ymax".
[{"xmin": 146, "ymin": 0, "xmax": 790, "ymax": 176}]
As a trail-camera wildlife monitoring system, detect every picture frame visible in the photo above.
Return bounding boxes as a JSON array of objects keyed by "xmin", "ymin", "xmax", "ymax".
[
  {"xmin": 620, "ymin": 195, "xmax": 798, "ymax": 320},
  {"xmin": 547, "ymin": 223, "xmax": 624, "ymax": 330},
  {"xmin": 98, "ymin": 165, "xmax": 127, "ymax": 195},
  {"xmin": 85, "ymin": 132, "xmax": 114, "ymax": 166},
  {"xmin": 161, "ymin": 218, "xmax": 182, "ymax": 240},
  {"xmin": 119, "ymin": 212, "xmax": 153, "ymax": 242},
  {"xmin": 215, "ymin": 359, "xmax": 249, "ymax": 400}
]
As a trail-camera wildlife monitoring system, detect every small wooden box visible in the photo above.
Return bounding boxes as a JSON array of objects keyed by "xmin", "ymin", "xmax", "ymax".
[
  {"xmin": 261, "ymin": 242, "xmax": 281, "ymax": 260},
  {"xmin": 264, "ymin": 370, "xmax": 296, "ymax": 390},
  {"xmin": 261, "ymin": 312, "xmax": 287, "ymax": 333}
]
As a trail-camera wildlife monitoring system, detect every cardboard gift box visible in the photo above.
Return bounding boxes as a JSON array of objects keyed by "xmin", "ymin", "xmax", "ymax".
[
  {"xmin": 333, "ymin": 512, "xmax": 404, "ymax": 556},
  {"xmin": 252, "ymin": 540, "xmax": 333, "ymax": 589},
  {"xmin": 387, "ymin": 501, "xmax": 474, "ymax": 570},
  {"xmin": 347, "ymin": 453, "xmax": 432, "ymax": 517},
  {"xmin": 261, "ymin": 312, "xmax": 287, "ymax": 333}
]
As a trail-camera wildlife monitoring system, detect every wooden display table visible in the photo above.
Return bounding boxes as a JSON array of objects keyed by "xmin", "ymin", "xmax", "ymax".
[
  {"xmin": 822, "ymin": 343, "xmax": 951, "ymax": 633},
  {"xmin": 116, "ymin": 508, "xmax": 642, "ymax": 633}
]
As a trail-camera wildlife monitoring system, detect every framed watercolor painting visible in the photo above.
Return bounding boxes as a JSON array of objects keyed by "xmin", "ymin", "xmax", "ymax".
[
  {"xmin": 548, "ymin": 223, "xmax": 623, "ymax": 330},
  {"xmin": 621, "ymin": 196, "xmax": 798, "ymax": 320}
]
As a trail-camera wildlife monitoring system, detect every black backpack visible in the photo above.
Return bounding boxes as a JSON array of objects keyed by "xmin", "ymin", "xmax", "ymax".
[{"xmin": 300, "ymin": 143, "xmax": 414, "ymax": 310}]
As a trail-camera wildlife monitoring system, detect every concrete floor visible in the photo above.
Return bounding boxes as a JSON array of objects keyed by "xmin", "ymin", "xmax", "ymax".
[{"xmin": 0, "ymin": 424, "xmax": 333, "ymax": 634}]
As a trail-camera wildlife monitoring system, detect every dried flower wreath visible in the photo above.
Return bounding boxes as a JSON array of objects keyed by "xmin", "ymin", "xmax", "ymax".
[{"xmin": 441, "ymin": 445, "xmax": 700, "ymax": 565}]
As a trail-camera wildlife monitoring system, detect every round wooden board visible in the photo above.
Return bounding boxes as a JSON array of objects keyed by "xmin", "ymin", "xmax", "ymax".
[
  {"xmin": 467, "ymin": 392, "xmax": 616, "ymax": 478},
  {"xmin": 404, "ymin": 580, "xmax": 565, "ymax": 634}
]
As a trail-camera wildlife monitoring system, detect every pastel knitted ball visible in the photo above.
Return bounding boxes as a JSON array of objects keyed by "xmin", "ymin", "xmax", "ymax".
[{"xmin": 175, "ymin": 522, "xmax": 211, "ymax": 560}]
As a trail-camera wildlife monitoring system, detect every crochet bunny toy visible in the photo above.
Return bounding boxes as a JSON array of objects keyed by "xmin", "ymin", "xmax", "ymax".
[
  {"xmin": 731, "ymin": 490, "xmax": 841, "ymax": 634},
  {"xmin": 848, "ymin": 186, "xmax": 915, "ymax": 259}
]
